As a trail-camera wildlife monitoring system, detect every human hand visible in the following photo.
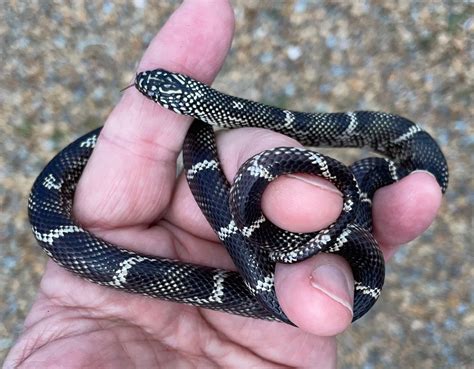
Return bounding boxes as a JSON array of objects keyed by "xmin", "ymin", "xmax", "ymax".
[{"xmin": 5, "ymin": 1, "xmax": 442, "ymax": 368}]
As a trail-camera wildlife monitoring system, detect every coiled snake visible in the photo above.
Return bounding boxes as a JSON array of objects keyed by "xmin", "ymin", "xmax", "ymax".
[{"xmin": 28, "ymin": 69, "xmax": 449, "ymax": 325}]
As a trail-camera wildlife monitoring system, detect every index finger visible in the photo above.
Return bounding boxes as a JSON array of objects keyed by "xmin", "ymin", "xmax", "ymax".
[{"xmin": 73, "ymin": 0, "xmax": 235, "ymax": 229}]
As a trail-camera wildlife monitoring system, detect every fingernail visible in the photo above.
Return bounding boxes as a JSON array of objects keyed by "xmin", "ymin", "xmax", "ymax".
[
  {"xmin": 310, "ymin": 264, "xmax": 353, "ymax": 315},
  {"xmin": 409, "ymin": 169, "xmax": 436, "ymax": 179},
  {"xmin": 287, "ymin": 174, "xmax": 342, "ymax": 195}
]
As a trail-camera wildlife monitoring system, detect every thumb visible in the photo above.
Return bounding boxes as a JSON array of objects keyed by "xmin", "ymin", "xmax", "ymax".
[{"xmin": 275, "ymin": 253, "xmax": 354, "ymax": 336}]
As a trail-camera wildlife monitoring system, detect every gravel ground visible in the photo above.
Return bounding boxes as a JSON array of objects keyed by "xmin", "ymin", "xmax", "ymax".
[{"xmin": 1, "ymin": 1, "xmax": 472, "ymax": 367}]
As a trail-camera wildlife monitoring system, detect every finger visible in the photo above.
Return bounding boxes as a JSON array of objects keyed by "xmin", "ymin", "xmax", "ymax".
[
  {"xmin": 372, "ymin": 171, "xmax": 442, "ymax": 260},
  {"xmin": 74, "ymin": 0, "xmax": 235, "ymax": 229}
]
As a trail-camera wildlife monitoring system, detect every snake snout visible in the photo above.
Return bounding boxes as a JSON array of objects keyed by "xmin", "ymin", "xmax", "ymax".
[{"xmin": 135, "ymin": 69, "xmax": 192, "ymax": 112}]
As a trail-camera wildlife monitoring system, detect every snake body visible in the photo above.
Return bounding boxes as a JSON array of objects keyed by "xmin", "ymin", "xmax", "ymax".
[{"xmin": 28, "ymin": 69, "xmax": 448, "ymax": 324}]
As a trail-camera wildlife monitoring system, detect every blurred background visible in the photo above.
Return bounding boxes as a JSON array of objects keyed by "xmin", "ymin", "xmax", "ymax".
[{"xmin": 0, "ymin": 1, "xmax": 472, "ymax": 367}]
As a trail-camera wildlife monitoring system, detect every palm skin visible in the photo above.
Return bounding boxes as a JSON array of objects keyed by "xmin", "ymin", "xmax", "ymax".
[{"xmin": 5, "ymin": 1, "xmax": 442, "ymax": 368}]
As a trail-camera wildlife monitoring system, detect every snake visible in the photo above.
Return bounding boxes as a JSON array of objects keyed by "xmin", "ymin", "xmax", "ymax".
[{"xmin": 28, "ymin": 68, "xmax": 449, "ymax": 325}]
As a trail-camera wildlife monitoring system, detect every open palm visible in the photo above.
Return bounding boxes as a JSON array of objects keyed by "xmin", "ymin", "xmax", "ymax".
[{"xmin": 6, "ymin": 1, "xmax": 443, "ymax": 368}]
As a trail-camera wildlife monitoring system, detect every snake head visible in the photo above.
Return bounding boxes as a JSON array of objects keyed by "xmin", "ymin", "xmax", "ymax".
[{"xmin": 135, "ymin": 69, "xmax": 194, "ymax": 114}]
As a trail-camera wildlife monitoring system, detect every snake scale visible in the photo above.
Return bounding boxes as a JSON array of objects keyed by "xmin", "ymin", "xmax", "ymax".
[{"xmin": 28, "ymin": 68, "xmax": 449, "ymax": 325}]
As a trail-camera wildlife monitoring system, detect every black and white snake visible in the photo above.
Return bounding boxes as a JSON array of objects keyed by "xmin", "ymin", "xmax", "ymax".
[{"xmin": 28, "ymin": 68, "xmax": 449, "ymax": 325}]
